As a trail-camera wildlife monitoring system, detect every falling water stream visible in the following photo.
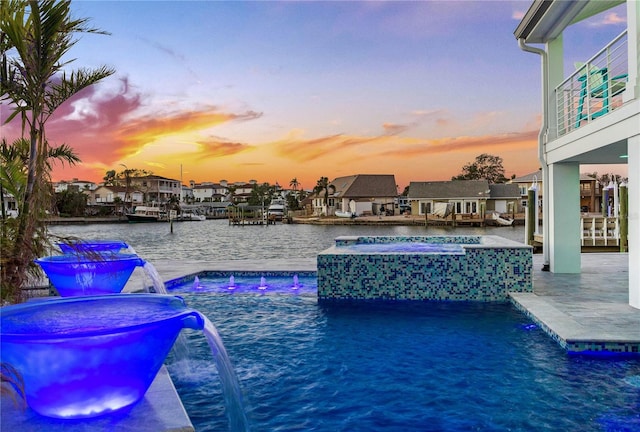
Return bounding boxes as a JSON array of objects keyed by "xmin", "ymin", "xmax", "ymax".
[
  {"xmin": 142, "ymin": 261, "xmax": 168, "ymax": 294},
  {"xmin": 140, "ymin": 261, "xmax": 249, "ymax": 428},
  {"xmin": 200, "ymin": 315, "xmax": 251, "ymax": 431}
]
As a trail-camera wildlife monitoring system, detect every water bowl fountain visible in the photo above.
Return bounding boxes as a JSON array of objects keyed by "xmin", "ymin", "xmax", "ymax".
[
  {"xmin": 58, "ymin": 240, "xmax": 131, "ymax": 254},
  {"xmin": 0, "ymin": 294, "xmax": 204, "ymax": 419},
  {"xmin": 35, "ymin": 253, "xmax": 146, "ymax": 296}
]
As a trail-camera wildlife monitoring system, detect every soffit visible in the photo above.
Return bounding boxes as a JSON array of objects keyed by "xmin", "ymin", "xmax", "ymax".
[{"xmin": 514, "ymin": 0, "xmax": 624, "ymax": 43}]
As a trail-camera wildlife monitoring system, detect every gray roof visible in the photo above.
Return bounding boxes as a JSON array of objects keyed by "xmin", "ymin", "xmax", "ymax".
[
  {"xmin": 510, "ymin": 170, "xmax": 542, "ymax": 183},
  {"xmin": 407, "ymin": 180, "xmax": 490, "ymax": 199},
  {"xmin": 489, "ymin": 183, "xmax": 521, "ymax": 199},
  {"xmin": 330, "ymin": 174, "xmax": 397, "ymax": 198},
  {"xmin": 511, "ymin": 169, "xmax": 597, "ymax": 183}
]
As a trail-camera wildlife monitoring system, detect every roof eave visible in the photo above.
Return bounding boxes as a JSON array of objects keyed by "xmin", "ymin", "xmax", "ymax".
[{"xmin": 514, "ymin": 0, "xmax": 589, "ymax": 43}]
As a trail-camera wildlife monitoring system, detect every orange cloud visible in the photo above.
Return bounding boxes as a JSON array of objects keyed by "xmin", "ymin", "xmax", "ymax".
[
  {"xmin": 115, "ymin": 109, "xmax": 262, "ymax": 158},
  {"xmin": 378, "ymin": 130, "xmax": 539, "ymax": 158},
  {"xmin": 195, "ymin": 138, "xmax": 253, "ymax": 159},
  {"xmin": 382, "ymin": 122, "xmax": 411, "ymax": 135}
]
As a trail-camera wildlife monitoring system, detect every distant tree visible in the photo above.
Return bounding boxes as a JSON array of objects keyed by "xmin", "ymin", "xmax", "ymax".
[
  {"xmin": 289, "ymin": 178, "xmax": 299, "ymax": 192},
  {"xmin": 112, "ymin": 167, "xmax": 151, "ymax": 207},
  {"xmin": 103, "ymin": 170, "xmax": 116, "ymax": 186},
  {"xmin": 452, "ymin": 153, "xmax": 508, "ymax": 184},
  {"xmin": 402, "ymin": 185, "xmax": 410, "ymax": 196},
  {"xmin": 248, "ymin": 182, "xmax": 274, "ymax": 206},
  {"xmin": 166, "ymin": 194, "xmax": 180, "ymax": 213},
  {"xmin": 313, "ymin": 177, "xmax": 335, "ymax": 215},
  {"xmin": 113, "ymin": 196, "xmax": 123, "ymax": 215},
  {"xmin": 286, "ymin": 193, "xmax": 299, "ymax": 211},
  {"xmin": 597, "ymin": 173, "xmax": 627, "ymax": 185},
  {"xmin": 55, "ymin": 189, "xmax": 87, "ymax": 217}
]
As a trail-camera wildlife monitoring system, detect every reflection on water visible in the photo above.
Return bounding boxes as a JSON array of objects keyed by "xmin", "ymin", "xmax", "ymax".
[{"xmin": 49, "ymin": 220, "xmax": 525, "ymax": 262}]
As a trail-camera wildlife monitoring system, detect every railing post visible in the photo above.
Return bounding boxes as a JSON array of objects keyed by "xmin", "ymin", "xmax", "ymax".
[{"xmin": 620, "ymin": 183, "xmax": 628, "ymax": 252}]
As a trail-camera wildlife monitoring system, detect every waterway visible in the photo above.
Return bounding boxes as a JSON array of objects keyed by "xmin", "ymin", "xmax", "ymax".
[{"xmin": 48, "ymin": 219, "xmax": 526, "ymax": 262}]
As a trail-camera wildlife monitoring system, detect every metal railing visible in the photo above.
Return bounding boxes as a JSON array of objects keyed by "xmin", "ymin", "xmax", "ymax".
[{"xmin": 556, "ymin": 30, "xmax": 628, "ymax": 136}]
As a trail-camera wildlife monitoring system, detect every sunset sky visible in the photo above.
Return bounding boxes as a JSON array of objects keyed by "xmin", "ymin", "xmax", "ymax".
[{"xmin": 0, "ymin": 0, "xmax": 628, "ymax": 190}]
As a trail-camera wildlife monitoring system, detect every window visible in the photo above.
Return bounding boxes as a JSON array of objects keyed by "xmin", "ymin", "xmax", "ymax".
[{"xmin": 420, "ymin": 202, "xmax": 431, "ymax": 215}]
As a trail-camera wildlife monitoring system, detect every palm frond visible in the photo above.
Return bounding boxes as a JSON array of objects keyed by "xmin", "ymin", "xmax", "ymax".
[{"xmin": 45, "ymin": 66, "xmax": 115, "ymax": 115}]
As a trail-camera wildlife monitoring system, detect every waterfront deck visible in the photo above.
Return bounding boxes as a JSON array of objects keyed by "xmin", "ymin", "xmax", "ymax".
[{"xmin": 140, "ymin": 253, "xmax": 639, "ymax": 354}]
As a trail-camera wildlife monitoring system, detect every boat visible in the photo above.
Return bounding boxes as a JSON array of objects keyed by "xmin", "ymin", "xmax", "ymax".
[
  {"xmin": 267, "ymin": 200, "xmax": 286, "ymax": 221},
  {"xmin": 335, "ymin": 210, "xmax": 354, "ymax": 218},
  {"xmin": 176, "ymin": 211, "xmax": 206, "ymax": 221},
  {"xmin": 126, "ymin": 206, "xmax": 164, "ymax": 223},
  {"xmin": 492, "ymin": 212, "xmax": 514, "ymax": 226}
]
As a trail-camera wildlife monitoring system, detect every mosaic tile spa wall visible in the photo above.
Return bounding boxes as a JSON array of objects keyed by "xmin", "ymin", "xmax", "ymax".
[{"xmin": 317, "ymin": 236, "xmax": 533, "ymax": 301}]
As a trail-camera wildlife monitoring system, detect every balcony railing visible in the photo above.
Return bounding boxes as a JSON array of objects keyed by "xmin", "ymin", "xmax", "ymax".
[{"xmin": 556, "ymin": 30, "xmax": 628, "ymax": 136}]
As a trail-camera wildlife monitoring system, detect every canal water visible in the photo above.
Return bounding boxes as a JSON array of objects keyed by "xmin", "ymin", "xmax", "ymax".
[{"xmin": 48, "ymin": 219, "xmax": 526, "ymax": 262}]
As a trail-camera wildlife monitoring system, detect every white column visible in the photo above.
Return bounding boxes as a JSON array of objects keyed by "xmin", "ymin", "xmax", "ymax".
[
  {"xmin": 629, "ymin": 134, "xmax": 640, "ymax": 308},
  {"xmin": 548, "ymin": 162, "xmax": 581, "ymax": 273},
  {"xmin": 623, "ymin": 0, "xmax": 638, "ymax": 103}
]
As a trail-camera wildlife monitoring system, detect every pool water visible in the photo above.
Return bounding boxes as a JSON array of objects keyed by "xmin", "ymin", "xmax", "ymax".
[
  {"xmin": 341, "ymin": 242, "xmax": 465, "ymax": 254},
  {"xmin": 167, "ymin": 291, "xmax": 640, "ymax": 431},
  {"xmin": 168, "ymin": 273, "xmax": 317, "ymax": 295}
]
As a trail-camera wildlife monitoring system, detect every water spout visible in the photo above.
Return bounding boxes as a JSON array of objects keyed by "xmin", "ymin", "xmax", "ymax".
[
  {"xmin": 201, "ymin": 315, "xmax": 250, "ymax": 431},
  {"xmin": 142, "ymin": 261, "xmax": 168, "ymax": 294},
  {"xmin": 193, "ymin": 276, "xmax": 202, "ymax": 290},
  {"xmin": 228, "ymin": 275, "xmax": 236, "ymax": 290},
  {"xmin": 292, "ymin": 274, "xmax": 299, "ymax": 289},
  {"xmin": 258, "ymin": 276, "xmax": 267, "ymax": 290}
]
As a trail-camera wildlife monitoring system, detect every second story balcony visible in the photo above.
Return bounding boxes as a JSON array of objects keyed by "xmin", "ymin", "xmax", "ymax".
[{"xmin": 556, "ymin": 30, "xmax": 629, "ymax": 136}]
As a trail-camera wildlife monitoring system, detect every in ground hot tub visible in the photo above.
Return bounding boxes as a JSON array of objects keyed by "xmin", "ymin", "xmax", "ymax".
[{"xmin": 317, "ymin": 235, "xmax": 532, "ymax": 301}]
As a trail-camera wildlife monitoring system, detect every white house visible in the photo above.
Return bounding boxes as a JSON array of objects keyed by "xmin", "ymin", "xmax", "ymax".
[
  {"xmin": 91, "ymin": 185, "xmax": 143, "ymax": 205},
  {"xmin": 54, "ymin": 179, "xmax": 97, "ymax": 193},
  {"xmin": 515, "ymin": 0, "xmax": 638, "ymax": 307}
]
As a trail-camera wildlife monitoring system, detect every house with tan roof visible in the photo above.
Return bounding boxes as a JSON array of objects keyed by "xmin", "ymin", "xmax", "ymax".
[{"xmin": 312, "ymin": 174, "xmax": 398, "ymax": 216}]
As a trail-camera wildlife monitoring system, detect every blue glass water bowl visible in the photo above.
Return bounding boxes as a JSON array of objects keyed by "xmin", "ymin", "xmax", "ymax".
[
  {"xmin": 35, "ymin": 253, "xmax": 145, "ymax": 296},
  {"xmin": 0, "ymin": 294, "xmax": 204, "ymax": 419},
  {"xmin": 58, "ymin": 240, "xmax": 130, "ymax": 254}
]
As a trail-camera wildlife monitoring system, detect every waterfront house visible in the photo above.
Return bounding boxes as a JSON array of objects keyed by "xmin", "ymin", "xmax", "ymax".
[
  {"xmin": 515, "ymin": 0, "xmax": 638, "ymax": 307},
  {"xmin": 130, "ymin": 175, "xmax": 181, "ymax": 204},
  {"xmin": 90, "ymin": 185, "xmax": 143, "ymax": 205},
  {"xmin": 510, "ymin": 169, "xmax": 603, "ymax": 213},
  {"xmin": 407, "ymin": 180, "xmax": 517, "ymax": 217},
  {"xmin": 488, "ymin": 183, "xmax": 522, "ymax": 215},
  {"xmin": 191, "ymin": 182, "xmax": 228, "ymax": 202},
  {"xmin": 312, "ymin": 174, "xmax": 398, "ymax": 216},
  {"xmin": 53, "ymin": 178, "xmax": 97, "ymax": 193},
  {"xmin": 180, "ymin": 184, "xmax": 194, "ymax": 203}
]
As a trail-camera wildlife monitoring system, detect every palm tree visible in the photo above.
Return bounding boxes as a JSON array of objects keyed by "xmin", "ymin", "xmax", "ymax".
[
  {"xmin": 313, "ymin": 177, "xmax": 335, "ymax": 216},
  {"xmin": 1, "ymin": 0, "xmax": 114, "ymax": 303},
  {"xmin": 1, "ymin": 137, "xmax": 80, "ymax": 302},
  {"xmin": 289, "ymin": 178, "xmax": 299, "ymax": 193}
]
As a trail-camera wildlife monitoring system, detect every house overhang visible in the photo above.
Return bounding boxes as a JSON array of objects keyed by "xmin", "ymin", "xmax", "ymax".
[{"xmin": 514, "ymin": 0, "xmax": 624, "ymax": 43}]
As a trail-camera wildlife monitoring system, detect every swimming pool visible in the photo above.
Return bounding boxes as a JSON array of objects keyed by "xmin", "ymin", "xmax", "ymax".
[
  {"xmin": 318, "ymin": 236, "xmax": 532, "ymax": 301},
  {"xmin": 166, "ymin": 288, "xmax": 640, "ymax": 431}
]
